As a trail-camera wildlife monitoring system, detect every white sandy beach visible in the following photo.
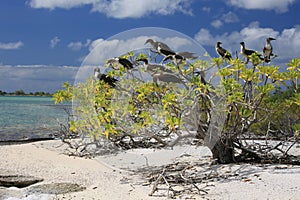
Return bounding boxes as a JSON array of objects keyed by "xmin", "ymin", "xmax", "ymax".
[
  {"xmin": 0, "ymin": 140, "xmax": 160, "ymax": 200},
  {"xmin": 0, "ymin": 140, "xmax": 300, "ymax": 200}
]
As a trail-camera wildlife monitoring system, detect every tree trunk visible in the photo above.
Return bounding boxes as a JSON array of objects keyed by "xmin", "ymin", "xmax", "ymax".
[{"xmin": 210, "ymin": 137, "xmax": 235, "ymax": 164}]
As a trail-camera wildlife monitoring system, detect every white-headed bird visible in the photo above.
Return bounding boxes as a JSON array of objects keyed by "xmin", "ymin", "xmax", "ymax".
[
  {"xmin": 263, "ymin": 37, "xmax": 276, "ymax": 63},
  {"xmin": 240, "ymin": 42, "xmax": 263, "ymax": 64}
]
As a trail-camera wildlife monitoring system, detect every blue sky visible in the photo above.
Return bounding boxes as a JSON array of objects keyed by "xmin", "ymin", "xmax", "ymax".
[{"xmin": 0, "ymin": 0, "xmax": 299, "ymax": 92}]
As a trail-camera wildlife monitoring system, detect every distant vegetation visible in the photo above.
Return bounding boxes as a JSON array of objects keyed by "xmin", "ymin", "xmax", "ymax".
[{"xmin": 0, "ymin": 89, "xmax": 52, "ymax": 96}]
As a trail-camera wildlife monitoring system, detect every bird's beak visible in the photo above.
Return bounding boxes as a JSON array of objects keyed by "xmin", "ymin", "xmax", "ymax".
[{"xmin": 270, "ymin": 38, "xmax": 276, "ymax": 40}]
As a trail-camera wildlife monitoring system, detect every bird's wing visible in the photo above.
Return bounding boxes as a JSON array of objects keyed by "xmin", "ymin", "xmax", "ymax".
[
  {"xmin": 153, "ymin": 72, "xmax": 182, "ymax": 83},
  {"xmin": 119, "ymin": 58, "xmax": 133, "ymax": 69},
  {"xmin": 217, "ymin": 47, "xmax": 227, "ymax": 57},
  {"xmin": 147, "ymin": 64, "xmax": 173, "ymax": 73},
  {"xmin": 157, "ymin": 42, "xmax": 174, "ymax": 52},
  {"xmin": 178, "ymin": 51, "xmax": 197, "ymax": 59},
  {"xmin": 245, "ymin": 49, "xmax": 258, "ymax": 56},
  {"xmin": 263, "ymin": 46, "xmax": 267, "ymax": 54},
  {"xmin": 159, "ymin": 48, "xmax": 176, "ymax": 56}
]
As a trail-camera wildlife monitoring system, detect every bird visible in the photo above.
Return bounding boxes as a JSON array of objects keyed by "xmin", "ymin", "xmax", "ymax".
[
  {"xmin": 107, "ymin": 57, "xmax": 134, "ymax": 70},
  {"xmin": 156, "ymin": 43, "xmax": 177, "ymax": 58},
  {"xmin": 263, "ymin": 37, "xmax": 276, "ymax": 63},
  {"xmin": 193, "ymin": 70, "xmax": 207, "ymax": 85},
  {"xmin": 215, "ymin": 42, "xmax": 232, "ymax": 61},
  {"xmin": 152, "ymin": 71, "xmax": 184, "ymax": 85},
  {"xmin": 136, "ymin": 57, "xmax": 183, "ymax": 85},
  {"xmin": 144, "ymin": 39, "xmax": 175, "ymax": 56},
  {"xmin": 145, "ymin": 39, "xmax": 197, "ymax": 64},
  {"xmin": 136, "ymin": 57, "xmax": 173, "ymax": 74},
  {"xmin": 94, "ymin": 67, "xmax": 118, "ymax": 87},
  {"xmin": 240, "ymin": 42, "xmax": 263, "ymax": 64},
  {"xmin": 162, "ymin": 53, "xmax": 186, "ymax": 65}
]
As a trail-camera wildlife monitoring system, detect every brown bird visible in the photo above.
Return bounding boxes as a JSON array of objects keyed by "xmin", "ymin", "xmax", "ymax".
[
  {"xmin": 215, "ymin": 42, "xmax": 232, "ymax": 61},
  {"xmin": 240, "ymin": 42, "xmax": 263, "ymax": 64}
]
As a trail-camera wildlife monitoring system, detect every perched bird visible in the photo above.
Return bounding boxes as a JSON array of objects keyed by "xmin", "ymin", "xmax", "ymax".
[
  {"xmin": 144, "ymin": 38, "xmax": 175, "ymax": 57},
  {"xmin": 263, "ymin": 37, "xmax": 276, "ymax": 63},
  {"xmin": 136, "ymin": 57, "xmax": 173, "ymax": 74},
  {"xmin": 162, "ymin": 53, "xmax": 186, "ymax": 65},
  {"xmin": 94, "ymin": 67, "xmax": 118, "ymax": 87},
  {"xmin": 162, "ymin": 50, "xmax": 199, "ymax": 66},
  {"xmin": 145, "ymin": 39, "xmax": 197, "ymax": 64},
  {"xmin": 145, "ymin": 39, "xmax": 175, "ymax": 55},
  {"xmin": 240, "ymin": 42, "xmax": 263, "ymax": 64},
  {"xmin": 152, "ymin": 72, "xmax": 183, "ymax": 85},
  {"xmin": 193, "ymin": 70, "xmax": 207, "ymax": 85},
  {"xmin": 136, "ymin": 56, "xmax": 183, "ymax": 85},
  {"xmin": 107, "ymin": 57, "xmax": 134, "ymax": 70},
  {"xmin": 215, "ymin": 42, "xmax": 232, "ymax": 61},
  {"xmin": 156, "ymin": 43, "xmax": 177, "ymax": 58}
]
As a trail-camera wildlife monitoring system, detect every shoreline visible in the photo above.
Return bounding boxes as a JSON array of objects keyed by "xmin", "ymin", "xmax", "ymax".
[{"xmin": 0, "ymin": 140, "xmax": 300, "ymax": 199}]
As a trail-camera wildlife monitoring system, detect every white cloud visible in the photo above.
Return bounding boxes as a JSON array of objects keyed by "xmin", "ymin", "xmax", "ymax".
[
  {"xmin": 195, "ymin": 21, "xmax": 300, "ymax": 61},
  {"xmin": 28, "ymin": 0, "xmax": 93, "ymax": 10},
  {"xmin": 194, "ymin": 29, "xmax": 216, "ymax": 45},
  {"xmin": 0, "ymin": 65, "xmax": 78, "ymax": 93},
  {"xmin": 68, "ymin": 39, "xmax": 91, "ymax": 51},
  {"xmin": 227, "ymin": 0, "xmax": 296, "ymax": 13},
  {"xmin": 0, "ymin": 41, "xmax": 23, "ymax": 50},
  {"xmin": 211, "ymin": 20, "xmax": 223, "ymax": 28},
  {"xmin": 28, "ymin": 0, "xmax": 192, "ymax": 18},
  {"xmin": 210, "ymin": 12, "xmax": 238, "ymax": 29},
  {"xmin": 222, "ymin": 11, "xmax": 239, "ymax": 23},
  {"xmin": 50, "ymin": 36, "xmax": 60, "ymax": 48}
]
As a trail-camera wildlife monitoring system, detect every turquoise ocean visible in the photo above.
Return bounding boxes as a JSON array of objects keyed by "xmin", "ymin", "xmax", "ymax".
[{"xmin": 0, "ymin": 96, "xmax": 69, "ymax": 141}]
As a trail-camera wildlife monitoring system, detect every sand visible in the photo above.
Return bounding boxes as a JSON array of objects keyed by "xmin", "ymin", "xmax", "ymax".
[
  {"xmin": 0, "ymin": 140, "xmax": 160, "ymax": 200},
  {"xmin": 0, "ymin": 140, "xmax": 300, "ymax": 200}
]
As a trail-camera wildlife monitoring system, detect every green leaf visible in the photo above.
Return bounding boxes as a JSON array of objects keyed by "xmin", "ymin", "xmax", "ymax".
[
  {"xmin": 212, "ymin": 57, "xmax": 224, "ymax": 67},
  {"xmin": 240, "ymin": 108, "xmax": 252, "ymax": 117},
  {"xmin": 256, "ymin": 84, "xmax": 275, "ymax": 94},
  {"xmin": 239, "ymin": 69, "xmax": 255, "ymax": 82},
  {"xmin": 136, "ymin": 53, "xmax": 148, "ymax": 60},
  {"xmin": 257, "ymin": 65, "xmax": 279, "ymax": 77},
  {"xmin": 249, "ymin": 52, "xmax": 263, "ymax": 66},
  {"xmin": 287, "ymin": 58, "xmax": 300, "ymax": 71},
  {"xmin": 218, "ymin": 68, "xmax": 232, "ymax": 77}
]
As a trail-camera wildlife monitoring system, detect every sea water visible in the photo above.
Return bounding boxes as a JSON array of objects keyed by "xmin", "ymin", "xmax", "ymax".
[{"xmin": 0, "ymin": 96, "xmax": 69, "ymax": 141}]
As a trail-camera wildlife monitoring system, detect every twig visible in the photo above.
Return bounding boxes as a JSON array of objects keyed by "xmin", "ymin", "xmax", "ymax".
[
  {"xmin": 284, "ymin": 139, "xmax": 298, "ymax": 156},
  {"xmin": 149, "ymin": 168, "xmax": 166, "ymax": 196}
]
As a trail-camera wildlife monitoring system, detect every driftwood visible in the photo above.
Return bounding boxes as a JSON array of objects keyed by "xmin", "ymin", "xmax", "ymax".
[
  {"xmin": 140, "ymin": 152, "xmax": 300, "ymax": 198},
  {"xmin": 139, "ymin": 160, "xmax": 222, "ymax": 198}
]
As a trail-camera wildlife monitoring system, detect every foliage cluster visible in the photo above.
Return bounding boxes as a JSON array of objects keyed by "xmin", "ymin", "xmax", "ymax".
[{"xmin": 53, "ymin": 50, "xmax": 300, "ymax": 163}]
